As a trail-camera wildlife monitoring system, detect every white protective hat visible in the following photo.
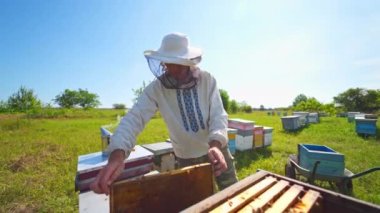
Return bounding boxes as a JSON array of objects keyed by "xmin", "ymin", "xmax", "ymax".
[{"xmin": 144, "ymin": 32, "xmax": 202, "ymax": 66}]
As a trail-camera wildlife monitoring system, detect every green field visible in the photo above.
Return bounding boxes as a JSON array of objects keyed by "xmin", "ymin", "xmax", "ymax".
[{"xmin": 0, "ymin": 110, "xmax": 379, "ymax": 212}]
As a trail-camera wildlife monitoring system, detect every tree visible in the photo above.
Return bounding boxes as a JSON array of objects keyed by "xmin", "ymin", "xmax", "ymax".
[
  {"xmin": 293, "ymin": 97, "xmax": 322, "ymax": 112},
  {"xmin": 54, "ymin": 89, "xmax": 100, "ymax": 109},
  {"xmin": 322, "ymin": 103, "xmax": 337, "ymax": 116},
  {"xmin": 239, "ymin": 101, "xmax": 252, "ymax": 113},
  {"xmin": 7, "ymin": 86, "xmax": 42, "ymax": 112},
  {"xmin": 113, "ymin": 103, "xmax": 126, "ymax": 109},
  {"xmin": 293, "ymin": 94, "xmax": 308, "ymax": 107},
  {"xmin": 77, "ymin": 89, "xmax": 100, "ymax": 109},
  {"xmin": 229, "ymin": 100, "xmax": 238, "ymax": 114},
  {"xmin": 334, "ymin": 88, "xmax": 380, "ymax": 112},
  {"xmin": 0, "ymin": 100, "xmax": 8, "ymax": 113},
  {"xmin": 219, "ymin": 89, "xmax": 230, "ymax": 112},
  {"xmin": 132, "ymin": 81, "xmax": 147, "ymax": 104},
  {"xmin": 54, "ymin": 89, "xmax": 79, "ymax": 108}
]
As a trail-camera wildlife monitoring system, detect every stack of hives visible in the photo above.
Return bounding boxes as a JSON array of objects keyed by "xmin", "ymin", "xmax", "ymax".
[
  {"xmin": 228, "ymin": 118, "xmax": 274, "ymax": 152},
  {"xmin": 228, "ymin": 118, "xmax": 255, "ymax": 151}
]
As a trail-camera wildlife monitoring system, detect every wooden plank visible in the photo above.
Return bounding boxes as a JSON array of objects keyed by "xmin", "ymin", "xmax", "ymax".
[
  {"xmin": 290, "ymin": 189, "xmax": 321, "ymax": 213},
  {"xmin": 238, "ymin": 180, "xmax": 289, "ymax": 213},
  {"xmin": 110, "ymin": 163, "xmax": 213, "ymax": 213},
  {"xmin": 209, "ymin": 176, "xmax": 277, "ymax": 213},
  {"xmin": 266, "ymin": 184, "xmax": 304, "ymax": 213},
  {"xmin": 181, "ymin": 170, "xmax": 270, "ymax": 213}
]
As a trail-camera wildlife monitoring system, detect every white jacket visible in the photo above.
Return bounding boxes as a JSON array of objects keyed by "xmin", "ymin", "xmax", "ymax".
[{"xmin": 107, "ymin": 70, "xmax": 228, "ymax": 159}]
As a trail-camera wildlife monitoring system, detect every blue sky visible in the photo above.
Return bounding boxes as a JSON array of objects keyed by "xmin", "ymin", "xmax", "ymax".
[{"xmin": 1, "ymin": 0, "xmax": 379, "ymax": 108}]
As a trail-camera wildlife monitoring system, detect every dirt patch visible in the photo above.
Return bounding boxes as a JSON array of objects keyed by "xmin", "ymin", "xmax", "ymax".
[
  {"xmin": 7, "ymin": 203, "xmax": 39, "ymax": 213},
  {"xmin": 7, "ymin": 142, "xmax": 65, "ymax": 173},
  {"xmin": 0, "ymin": 114, "xmax": 22, "ymax": 121},
  {"xmin": 7, "ymin": 155, "xmax": 36, "ymax": 173}
]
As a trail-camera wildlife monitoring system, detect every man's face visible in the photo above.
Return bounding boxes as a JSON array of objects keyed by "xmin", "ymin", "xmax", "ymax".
[{"xmin": 164, "ymin": 63, "xmax": 191, "ymax": 82}]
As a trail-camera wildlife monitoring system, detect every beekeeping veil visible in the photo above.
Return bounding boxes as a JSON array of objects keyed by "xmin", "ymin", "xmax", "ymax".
[{"xmin": 144, "ymin": 32, "xmax": 202, "ymax": 89}]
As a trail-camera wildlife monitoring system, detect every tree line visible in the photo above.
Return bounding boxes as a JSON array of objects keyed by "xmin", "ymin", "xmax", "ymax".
[
  {"xmin": 291, "ymin": 88, "xmax": 380, "ymax": 114},
  {"xmin": 1, "ymin": 85, "xmax": 379, "ymax": 115},
  {"xmin": 0, "ymin": 86, "xmax": 102, "ymax": 113}
]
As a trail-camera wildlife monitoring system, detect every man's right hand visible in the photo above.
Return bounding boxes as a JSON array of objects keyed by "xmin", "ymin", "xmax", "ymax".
[{"xmin": 90, "ymin": 149, "xmax": 125, "ymax": 195}]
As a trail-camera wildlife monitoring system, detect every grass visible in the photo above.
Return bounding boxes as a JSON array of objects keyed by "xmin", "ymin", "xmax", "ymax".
[{"xmin": 0, "ymin": 110, "xmax": 379, "ymax": 212}]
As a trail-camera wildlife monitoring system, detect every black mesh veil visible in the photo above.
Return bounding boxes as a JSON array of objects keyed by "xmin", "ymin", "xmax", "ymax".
[{"xmin": 145, "ymin": 56, "xmax": 201, "ymax": 89}]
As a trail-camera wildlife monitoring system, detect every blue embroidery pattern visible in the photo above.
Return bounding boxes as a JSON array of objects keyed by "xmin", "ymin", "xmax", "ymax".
[
  {"xmin": 183, "ymin": 89, "xmax": 199, "ymax": 132},
  {"xmin": 176, "ymin": 90, "xmax": 189, "ymax": 131},
  {"xmin": 192, "ymin": 87, "xmax": 205, "ymax": 130}
]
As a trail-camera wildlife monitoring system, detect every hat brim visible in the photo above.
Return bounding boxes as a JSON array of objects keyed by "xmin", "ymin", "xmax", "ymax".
[{"xmin": 144, "ymin": 46, "xmax": 202, "ymax": 66}]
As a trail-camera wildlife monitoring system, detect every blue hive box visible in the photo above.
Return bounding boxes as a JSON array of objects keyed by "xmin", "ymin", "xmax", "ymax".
[
  {"xmin": 298, "ymin": 144, "xmax": 345, "ymax": 177},
  {"xmin": 355, "ymin": 118, "xmax": 377, "ymax": 136}
]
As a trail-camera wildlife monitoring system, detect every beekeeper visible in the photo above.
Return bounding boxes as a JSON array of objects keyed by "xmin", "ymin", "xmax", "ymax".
[{"xmin": 90, "ymin": 32, "xmax": 238, "ymax": 195}]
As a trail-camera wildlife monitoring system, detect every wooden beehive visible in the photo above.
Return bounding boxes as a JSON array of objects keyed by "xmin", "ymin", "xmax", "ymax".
[
  {"xmin": 182, "ymin": 170, "xmax": 380, "ymax": 213},
  {"xmin": 253, "ymin": 126, "xmax": 264, "ymax": 148},
  {"xmin": 142, "ymin": 142, "xmax": 176, "ymax": 172},
  {"xmin": 263, "ymin": 127, "xmax": 273, "ymax": 147},
  {"xmin": 110, "ymin": 163, "xmax": 214, "ymax": 213},
  {"xmin": 228, "ymin": 128, "xmax": 238, "ymax": 155},
  {"xmin": 298, "ymin": 144, "xmax": 345, "ymax": 177},
  {"xmin": 281, "ymin": 115, "xmax": 301, "ymax": 131},
  {"xmin": 355, "ymin": 118, "xmax": 377, "ymax": 136},
  {"xmin": 76, "ymin": 145, "xmax": 154, "ymax": 192}
]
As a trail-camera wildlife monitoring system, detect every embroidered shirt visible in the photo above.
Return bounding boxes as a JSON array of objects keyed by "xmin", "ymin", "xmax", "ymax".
[{"xmin": 107, "ymin": 70, "xmax": 228, "ymax": 159}]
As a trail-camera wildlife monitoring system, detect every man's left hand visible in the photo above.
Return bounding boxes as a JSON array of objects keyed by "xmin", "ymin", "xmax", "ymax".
[{"xmin": 208, "ymin": 141, "xmax": 227, "ymax": 177}]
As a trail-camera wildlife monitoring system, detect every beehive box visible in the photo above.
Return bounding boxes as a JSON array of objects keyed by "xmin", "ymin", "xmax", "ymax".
[
  {"xmin": 263, "ymin": 127, "xmax": 273, "ymax": 147},
  {"xmin": 308, "ymin": 112, "xmax": 319, "ymax": 123},
  {"xmin": 227, "ymin": 128, "xmax": 237, "ymax": 155},
  {"xmin": 182, "ymin": 170, "xmax": 380, "ymax": 213},
  {"xmin": 347, "ymin": 112, "xmax": 361, "ymax": 122},
  {"xmin": 355, "ymin": 118, "xmax": 377, "ymax": 136},
  {"xmin": 253, "ymin": 126, "xmax": 264, "ymax": 148},
  {"xmin": 298, "ymin": 144, "xmax": 345, "ymax": 177},
  {"xmin": 110, "ymin": 163, "xmax": 213, "ymax": 213},
  {"xmin": 228, "ymin": 118, "xmax": 255, "ymax": 130},
  {"xmin": 236, "ymin": 129, "xmax": 253, "ymax": 151},
  {"xmin": 281, "ymin": 115, "xmax": 301, "ymax": 131},
  {"xmin": 142, "ymin": 142, "xmax": 175, "ymax": 172},
  {"xmin": 75, "ymin": 145, "xmax": 154, "ymax": 192},
  {"xmin": 293, "ymin": 111, "xmax": 310, "ymax": 125}
]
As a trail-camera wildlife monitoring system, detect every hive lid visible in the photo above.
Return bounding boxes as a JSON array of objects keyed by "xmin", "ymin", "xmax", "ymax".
[
  {"xmin": 77, "ymin": 145, "xmax": 153, "ymax": 174},
  {"xmin": 228, "ymin": 118, "xmax": 255, "ymax": 124},
  {"xmin": 227, "ymin": 128, "xmax": 238, "ymax": 133},
  {"xmin": 142, "ymin": 142, "xmax": 173, "ymax": 156}
]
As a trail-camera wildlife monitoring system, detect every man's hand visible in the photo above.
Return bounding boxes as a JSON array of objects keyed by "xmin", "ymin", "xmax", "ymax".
[
  {"xmin": 208, "ymin": 140, "xmax": 227, "ymax": 177},
  {"xmin": 90, "ymin": 149, "xmax": 125, "ymax": 195}
]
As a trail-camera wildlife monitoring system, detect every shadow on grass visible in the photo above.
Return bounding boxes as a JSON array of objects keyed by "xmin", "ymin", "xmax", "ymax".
[
  {"xmin": 234, "ymin": 148, "xmax": 272, "ymax": 169},
  {"xmin": 279, "ymin": 128, "xmax": 303, "ymax": 136}
]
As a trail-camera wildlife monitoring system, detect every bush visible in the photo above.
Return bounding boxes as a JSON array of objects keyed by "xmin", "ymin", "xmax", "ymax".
[
  {"xmin": 113, "ymin": 103, "xmax": 126, "ymax": 109},
  {"xmin": 25, "ymin": 107, "xmax": 67, "ymax": 119},
  {"xmin": 0, "ymin": 100, "xmax": 9, "ymax": 113},
  {"xmin": 7, "ymin": 86, "xmax": 42, "ymax": 112}
]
